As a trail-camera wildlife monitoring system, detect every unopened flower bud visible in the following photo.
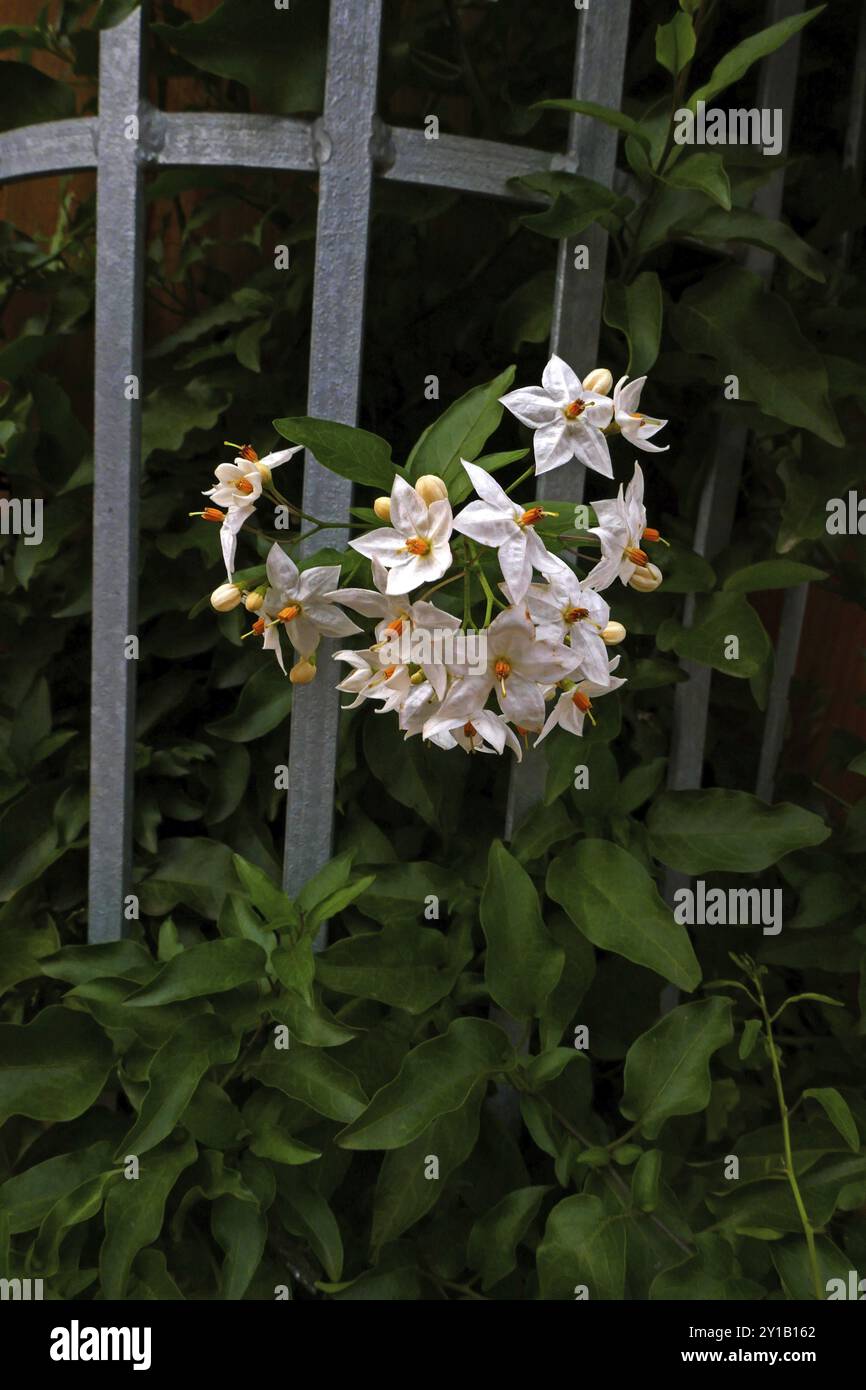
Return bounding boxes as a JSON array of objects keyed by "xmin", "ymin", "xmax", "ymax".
[
  {"xmin": 211, "ymin": 583, "xmax": 242, "ymax": 613},
  {"xmin": 373, "ymin": 496, "xmax": 391, "ymax": 522},
  {"xmin": 415, "ymin": 474, "xmax": 449, "ymax": 505},
  {"xmin": 290, "ymin": 658, "xmax": 317, "ymax": 685},
  {"xmin": 628, "ymin": 562, "xmax": 663, "ymax": 593},
  {"xmin": 244, "ymin": 590, "xmax": 264, "ymax": 612},
  {"xmin": 582, "ymin": 367, "xmax": 613, "ymax": 396},
  {"xmin": 601, "ymin": 620, "xmax": 627, "ymax": 645}
]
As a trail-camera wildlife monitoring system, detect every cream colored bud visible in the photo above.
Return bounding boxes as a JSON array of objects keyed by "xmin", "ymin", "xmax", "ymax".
[
  {"xmin": 289, "ymin": 659, "xmax": 317, "ymax": 685},
  {"xmin": 414, "ymin": 474, "xmax": 449, "ymax": 505},
  {"xmin": 601, "ymin": 620, "xmax": 627, "ymax": 645},
  {"xmin": 211, "ymin": 583, "xmax": 242, "ymax": 613},
  {"xmin": 373, "ymin": 496, "xmax": 391, "ymax": 522},
  {"xmin": 582, "ymin": 367, "xmax": 613, "ymax": 396},
  {"xmin": 628, "ymin": 562, "xmax": 663, "ymax": 593},
  {"xmin": 244, "ymin": 590, "xmax": 264, "ymax": 612}
]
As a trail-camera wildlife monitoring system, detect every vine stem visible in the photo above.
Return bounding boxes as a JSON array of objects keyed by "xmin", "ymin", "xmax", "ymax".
[
  {"xmin": 504, "ymin": 466, "xmax": 536, "ymax": 496},
  {"xmin": 507, "ymin": 1071, "xmax": 693, "ymax": 1257},
  {"xmin": 752, "ymin": 969, "xmax": 823, "ymax": 1300}
]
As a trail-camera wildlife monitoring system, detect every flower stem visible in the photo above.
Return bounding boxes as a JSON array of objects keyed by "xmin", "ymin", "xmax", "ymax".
[
  {"xmin": 750, "ymin": 964, "xmax": 823, "ymax": 1300},
  {"xmin": 504, "ymin": 465, "xmax": 535, "ymax": 496}
]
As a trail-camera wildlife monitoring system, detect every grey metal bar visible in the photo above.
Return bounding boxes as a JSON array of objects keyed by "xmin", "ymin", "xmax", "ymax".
[
  {"xmin": 505, "ymin": 0, "xmax": 632, "ymax": 840},
  {"xmin": 157, "ymin": 112, "xmax": 316, "ymax": 172},
  {"xmin": 666, "ymin": 0, "xmax": 806, "ymax": 805},
  {"xmin": 754, "ymin": 0, "xmax": 866, "ymax": 802},
  {"xmin": 282, "ymin": 0, "xmax": 384, "ymax": 907},
  {"xmin": 385, "ymin": 128, "xmax": 556, "ymax": 200},
  {"xmin": 87, "ymin": 7, "xmax": 147, "ymax": 943},
  {"xmin": 755, "ymin": 582, "xmax": 809, "ymax": 800},
  {"xmin": 0, "ymin": 118, "xmax": 97, "ymax": 181}
]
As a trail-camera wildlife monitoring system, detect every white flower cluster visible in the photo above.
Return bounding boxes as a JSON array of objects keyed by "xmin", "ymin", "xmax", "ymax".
[{"xmin": 200, "ymin": 357, "xmax": 668, "ymax": 747}]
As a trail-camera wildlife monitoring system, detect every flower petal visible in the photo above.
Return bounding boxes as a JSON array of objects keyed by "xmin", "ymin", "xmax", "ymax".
[
  {"xmin": 541, "ymin": 354, "xmax": 582, "ymax": 405},
  {"xmin": 499, "ymin": 385, "xmax": 559, "ymax": 429}
]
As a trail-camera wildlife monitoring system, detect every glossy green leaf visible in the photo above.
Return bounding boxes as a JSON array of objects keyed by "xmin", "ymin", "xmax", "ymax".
[
  {"xmin": 620, "ymin": 998, "xmax": 734, "ymax": 1139},
  {"xmin": 100, "ymin": 1134, "xmax": 197, "ymax": 1299},
  {"xmin": 646, "ymin": 789, "xmax": 830, "ymax": 872},
  {"xmin": 603, "ymin": 272, "xmax": 663, "ymax": 376},
  {"xmin": 656, "ymin": 12, "xmax": 696, "ymax": 75},
  {"xmin": 468, "ymin": 1185, "xmax": 550, "ymax": 1291},
  {"xmin": 803, "ymin": 1088, "xmax": 859, "ymax": 1154},
  {"xmin": 405, "ymin": 367, "xmax": 515, "ymax": 490},
  {"xmin": 272, "ymin": 416, "xmax": 394, "ymax": 490},
  {"xmin": 337, "ymin": 1018, "xmax": 515, "ymax": 1151},
  {"xmin": 480, "ymin": 841, "xmax": 564, "ymax": 1019},
  {"xmin": 537, "ymin": 1194, "xmax": 626, "ymax": 1300},
  {"xmin": 547, "ymin": 840, "xmax": 701, "ymax": 992},
  {"xmin": 248, "ymin": 1044, "xmax": 368, "ymax": 1123},
  {"xmin": 0, "ymin": 1008, "xmax": 113, "ymax": 1124},
  {"xmin": 125, "ymin": 939, "xmax": 266, "ymax": 1007},
  {"xmin": 371, "ymin": 1084, "xmax": 485, "ymax": 1251}
]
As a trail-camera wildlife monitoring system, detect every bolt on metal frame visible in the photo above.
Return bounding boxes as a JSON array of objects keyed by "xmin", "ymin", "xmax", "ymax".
[{"xmin": 0, "ymin": 0, "xmax": 826, "ymax": 942}]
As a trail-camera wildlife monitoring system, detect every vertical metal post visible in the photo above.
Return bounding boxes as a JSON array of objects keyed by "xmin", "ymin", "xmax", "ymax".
[
  {"xmin": 505, "ymin": 0, "xmax": 632, "ymax": 838},
  {"xmin": 88, "ymin": 7, "xmax": 147, "ymax": 942},
  {"xmin": 755, "ymin": 0, "xmax": 866, "ymax": 802},
  {"xmin": 666, "ymin": 0, "xmax": 806, "ymax": 813},
  {"xmin": 282, "ymin": 0, "xmax": 383, "ymax": 901}
]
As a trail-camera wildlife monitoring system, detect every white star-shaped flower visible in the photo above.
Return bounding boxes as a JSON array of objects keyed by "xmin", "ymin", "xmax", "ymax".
[
  {"xmin": 612, "ymin": 376, "xmax": 668, "ymax": 453},
  {"xmin": 451, "ymin": 460, "xmax": 561, "ymax": 604},
  {"xmin": 262, "ymin": 544, "xmax": 361, "ymax": 671},
  {"xmin": 499, "ymin": 355, "xmax": 614, "ymax": 479},
  {"xmin": 349, "ymin": 475, "xmax": 453, "ymax": 594}
]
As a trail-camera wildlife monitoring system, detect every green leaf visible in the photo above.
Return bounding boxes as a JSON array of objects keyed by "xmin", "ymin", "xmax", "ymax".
[
  {"xmin": 337, "ymin": 1018, "xmax": 515, "ymax": 1151},
  {"xmin": 316, "ymin": 925, "xmax": 460, "ymax": 1014},
  {"xmin": 690, "ymin": 6, "xmax": 825, "ymax": 108},
  {"xmin": 0, "ymin": 62, "xmax": 74, "ymax": 134},
  {"xmin": 120, "ymin": 1015, "xmax": 237, "ymax": 1157},
  {"xmin": 124, "ymin": 939, "xmax": 266, "ymax": 1007},
  {"xmin": 480, "ymin": 841, "xmax": 564, "ymax": 1019},
  {"xmin": 272, "ymin": 416, "xmax": 394, "ymax": 490},
  {"xmin": 664, "ymin": 152, "xmax": 731, "ymax": 209},
  {"xmin": 656, "ymin": 591, "xmax": 771, "ymax": 677},
  {"xmin": 278, "ymin": 1176, "xmax": 343, "ymax": 1283},
  {"xmin": 142, "ymin": 379, "xmax": 230, "ymax": 460},
  {"xmin": 802, "ymin": 1088, "xmax": 860, "ymax": 1154},
  {"xmin": 371, "ymin": 1085, "xmax": 485, "ymax": 1251},
  {"xmin": 534, "ymin": 99, "xmax": 652, "ymax": 152},
  {"xmin": 40, "ymin": 940, "xmax": 155, "ymax": 986},
  {"xmin": 631, "ymin": 1150, "xmax": 662, "ymax": 1212},
  {"xmin": 0, "ymin": 1007, "xmax": 113, "ymax": 1124},
  {"xmin": 405, "ymin": 367, "xmax": 515, "ymax": 490},
  {"xmin": 646, "ymin": 789, "xmax": 830, "ymax": 873},
  {"xmin": 722, "ymin": 560, "xmax": 827, "ymax": 592},
  {"xmin": 468, "ymin": 1186, "xmax": 550, "ymax": 1291},
  {"xmin": 212, "ymin": 1194, "xmax": 267, "ymax": 1300},
  {"xmin": 138, "ymin": 837, "xmax": 240, "ymax": 919},
  {"xmin": 152, "ymin": 0, "xmax": 327, "ymax": 114},
  {"xmin": 547, "ymin": 840, "xmax": 701, "ymax": 992},
  {"xmin": 670, "ymin": 266, "xmax": 843, "ymax": 445},
  {"xmin": 100, "ymin": 1135, "xmax": 197, "ymax": 1299},
  {"xmin": 603, "ymin": 272, "xmax": 663, "ymax": 376},
  {"xmin": 31, "ymin": 1173, "xmax": 115, "ymax": 1278},
  {"xmin": 620, "ymin": 998, "xmax": 734, "ymax": 1139},
  {"xmin": 656, "ymin": 12, "xmax": 696, "ymax": 75},
  {"xmin": 515, "ymin": 172, "xmax": 631, "ymax": 240},
  {"xmin": 205, "ymin": 664, "xmax": 294, "ymax": 742},
  {"xmin": 679, "ymin": 207, "xmax": 825, "ymax": 282},
  {"xmin": 537, "ymin": 1194, "xmax": 626, "ymax": 1300},
  {"xmin": 739, "ymin": 1018, "xmax": 763, "ymax": 1061},
  {"xmin": 248, "ymin": 1044, "xmax": 368, "ymax": 1124},
  {"xmin": 0, "ymin": 1143, "xmax": 115, "ymax": 1234}
]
